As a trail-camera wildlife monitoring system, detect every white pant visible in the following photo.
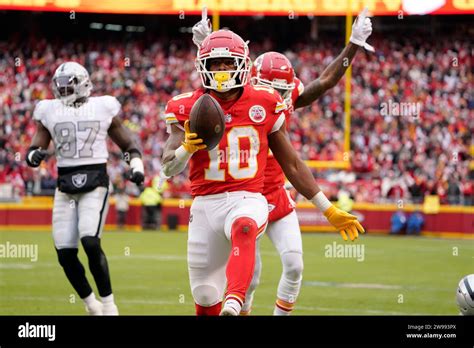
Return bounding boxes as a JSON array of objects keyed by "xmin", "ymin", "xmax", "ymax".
[
  {"xmin": 266, "ymin": 210, "xmax": 302, "ymax": 255},
  {"xmin": 52, "ymin": 186, "xmax": 110, "ymax": 249},
  {"xmin": 187, "ymin": 191, "xmax": 268, "ymax": 307},
  {"xmin": 245, "ymin": 210, "xmax": 303, "ymax": 306}
]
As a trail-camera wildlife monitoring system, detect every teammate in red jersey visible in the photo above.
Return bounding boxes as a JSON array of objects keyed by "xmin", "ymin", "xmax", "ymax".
[
  {"xmin": 162, "ymin": 29, "xmax": 364, "ymax": 316},
  {"xmin": 191, "ymin": 7, "xmax": 374, "ymax": 316}
]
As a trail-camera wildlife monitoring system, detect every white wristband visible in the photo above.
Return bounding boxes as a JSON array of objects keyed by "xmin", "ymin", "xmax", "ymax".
[
  {"xmin": 130, "ymin": 157, "xmax": 144, "ymax": 173},
  {"xmin": 28, "ymin": 149, "xmax": 37, "ymax": 163},
  {"xmin": 175, "ymin": 145, "xmax": 192, "ymax": 162},
  {"xmin": 311, "ymin": 191, "xmax": 332, "ymax": 212}
]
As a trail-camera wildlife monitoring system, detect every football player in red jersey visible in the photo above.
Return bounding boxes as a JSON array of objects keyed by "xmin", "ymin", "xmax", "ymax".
[
  {"xmin": 191, "ymin": 8, "xmax": 374, "ymax": 316},
  {"xmin": 162, "ymin": 29, "xmax": 364, "ymax": 316}
]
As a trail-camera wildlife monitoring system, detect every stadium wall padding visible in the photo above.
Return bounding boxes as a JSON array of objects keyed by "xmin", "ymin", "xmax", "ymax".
[{"xmin": 0, "ymin": 198, "xmax": 472, "ymax": 239}]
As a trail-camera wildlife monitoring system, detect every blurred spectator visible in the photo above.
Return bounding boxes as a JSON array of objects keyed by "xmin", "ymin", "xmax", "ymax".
[
  {"xmin": 336, "ymin": 188, "xmax": 354, "ymax": 213},
  {"xmin": 406, "ymin": 211, "xmax": 425, "ymax": 235},
  {"xmin": 0, "ymin": 30, "xmax": 471, "ymax": 205},
  {"xmin": 115, "ymin": 187, "xmax": 130, "ymax": 229},
  {"xmin": 139, "ymin": 179, "xmax": 161, "ymax": 230},
  {"xmin": 390, "ymin": 211, "xmax": 407, "ymax": 235},
  {"xmin": 152, "ymin": 174, "xmax": 168, "ymax": 227},
  {"xmin": 447, "ymin": 177, "xmax": 462, "ymax": 205}
]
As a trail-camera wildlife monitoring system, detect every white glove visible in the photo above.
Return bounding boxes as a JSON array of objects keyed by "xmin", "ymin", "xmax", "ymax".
[
  {"xmin": 129, "ymin": 157, "xmax": 145, "ymax": 186},
  {"xmin": 349, "ymin": 7, "xmax": 374, "ymax": 52},
  {"xmin": 192, "ymin": 6, "xmax": 212, "ymax": 48}
]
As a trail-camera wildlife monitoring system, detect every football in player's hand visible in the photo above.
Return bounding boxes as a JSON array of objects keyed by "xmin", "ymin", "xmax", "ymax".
[{"xmin": 189, "ymin": 94, "xmax": 225, "ymax": 150}]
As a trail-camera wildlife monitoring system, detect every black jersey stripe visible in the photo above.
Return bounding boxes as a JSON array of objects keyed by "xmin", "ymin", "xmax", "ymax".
[{"xmin": 95, "ymin": 188, "xmax": 109, "ymax": 237}]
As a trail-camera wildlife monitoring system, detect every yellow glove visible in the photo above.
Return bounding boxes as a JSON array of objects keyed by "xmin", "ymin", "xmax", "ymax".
[
  {"xmin": 182, "ymin": 120, "xmax": 207, "ymax": 153},
  {"xmin": 324, "ymin": 205, "xmax": 365, "ymax": 241}
]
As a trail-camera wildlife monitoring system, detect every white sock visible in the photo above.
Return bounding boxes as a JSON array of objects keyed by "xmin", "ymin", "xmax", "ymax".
[
  {"xmin": 223, "ymin": 298, "xmax": 242, "ymax": 315},
  {"xmin": 274, "ymin": 300, "xmax": 293, "ymax": 316},
  {"xmin": 101, "ymin": 294, "xmax": 115, "ymax": 305},
  {"xmin": 273, "ymin": 252, "xmax": 303, "ymax": 316},
  {"xmin": 83, "ymin": 292, "xmax": 98, "ymax": 306}
]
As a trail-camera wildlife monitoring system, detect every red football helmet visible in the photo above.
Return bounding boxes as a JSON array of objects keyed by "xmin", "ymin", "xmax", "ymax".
[
  {"xmin": 251, "ymin": 52, "xmax": 295, "ymax": 103},
  {"xmin": 196, "ymin": 29, "xmax": 251, "ymax": 92}
]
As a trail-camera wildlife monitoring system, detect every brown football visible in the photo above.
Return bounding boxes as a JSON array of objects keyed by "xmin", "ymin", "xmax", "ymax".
[{"xmin": 189, "ymin": 93, "xmax": 225, "ymax": 150}]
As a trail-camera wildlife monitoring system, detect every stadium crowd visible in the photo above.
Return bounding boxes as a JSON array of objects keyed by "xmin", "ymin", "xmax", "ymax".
[{"xmin": 0, "ymin": 33, "xmax": 472, "ymax": 205}]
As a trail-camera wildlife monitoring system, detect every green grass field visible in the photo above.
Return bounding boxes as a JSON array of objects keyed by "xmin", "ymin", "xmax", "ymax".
[{"xmin": 1, "ymin": 230, "xmax": 473, "ymax": 315}]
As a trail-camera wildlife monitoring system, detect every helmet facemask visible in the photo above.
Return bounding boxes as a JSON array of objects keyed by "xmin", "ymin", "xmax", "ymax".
[
  {"xmin": 251, "ymin": 76, "xmax": 295, "ymax": 105},
  {"xmin": 196, "ymin": 48, "xmax": 251, "ymax": 92},
  {"xmin": 52, "ymin": 64, "xmax": 92, "ymax": 106}
]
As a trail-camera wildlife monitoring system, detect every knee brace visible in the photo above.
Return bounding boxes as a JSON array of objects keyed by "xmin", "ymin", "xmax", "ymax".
[
  {"xmin": 231, "ymin": 217, "xmax": 258, "ymax": 245},
  {"xmin": 192, "ymin": 284, "xmax": 220, "ymax": 307}
]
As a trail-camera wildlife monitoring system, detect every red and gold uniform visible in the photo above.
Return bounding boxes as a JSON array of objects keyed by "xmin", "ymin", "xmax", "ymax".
[
  {"xmin": 264, "ymin": 77, "xmax": 304, "ymax": 222},
  {"xmin": 165, "ymin": 85, "xmax": 286, "ymax": 197}
]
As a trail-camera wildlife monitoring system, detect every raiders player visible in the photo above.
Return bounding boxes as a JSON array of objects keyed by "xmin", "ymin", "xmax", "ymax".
[{"xmin": 26, "ymin": 62, "xmax": 145, "ymax": 315}]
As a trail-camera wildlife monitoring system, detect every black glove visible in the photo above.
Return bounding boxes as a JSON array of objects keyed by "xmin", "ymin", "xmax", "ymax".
[
  {"xmin": 129, "ymin": 169, "xmax": 145, "ymax": 187},
  {"xmin": 26, "ymin": 147, "xmax": 48, "ymax": 167}
]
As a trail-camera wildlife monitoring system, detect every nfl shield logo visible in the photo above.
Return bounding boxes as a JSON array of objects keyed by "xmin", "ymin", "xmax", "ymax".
[
  {"xmin": 249, "ymin": 105, "xmax": 266, "ymax": 123},
  {"xmin": 72, "ymin": 173, "xmax": 87, "ymax": 188}
]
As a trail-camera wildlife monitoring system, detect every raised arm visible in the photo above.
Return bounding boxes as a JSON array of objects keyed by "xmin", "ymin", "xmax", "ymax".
[
  {"xmin": 108, "ymin": 117, "xmax": 144, "ymax": 185},
  {"xmin": 268, "ymin": 124, "xmax": 364, "ymax": 241},
  {"xmin": 294, "ymin": 43, "xmax": 359, "ymax": 109},
  {"xmin": 294, "ymin": 7, "xmax": 374, "ymax": 109}
]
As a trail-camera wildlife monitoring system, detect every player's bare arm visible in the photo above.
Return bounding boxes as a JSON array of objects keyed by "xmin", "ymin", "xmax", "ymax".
[
  {"xmin": 162, "ymin": 124, "xmax": 184, "ymax": 164},
  {"xmin": 162, "ymin": 122, "xmax": 206, "ymax": 177},
  {"xmin": 107, "ymin": 117, "xmax": 145, "ymax": 185},
  {"xmin": 294, "ymin": 8, "xmax": 373, "ymax": 109},
  {"xmin": 268, "ymin": 124, "xmax": 321, "ymax": 199},
  {"xmin": 269, "ymin": 124, "xmax": 364, "ymax": 241},
  {"xmin": 107, "ymin": 117, "xmax": 142, "ymax": 159},
  {"xmin": 294, "ymin": 43, "xmax": 359, "ymax": 109},
  {"xmin": 26, "ymin": 121, "xmax": 52, "ymax": 167}
]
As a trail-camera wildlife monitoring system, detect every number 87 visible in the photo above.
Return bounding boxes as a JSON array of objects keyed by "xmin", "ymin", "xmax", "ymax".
[{"xmin": 53, "ymin": 121, "xmax": 100, "ymax": 158}]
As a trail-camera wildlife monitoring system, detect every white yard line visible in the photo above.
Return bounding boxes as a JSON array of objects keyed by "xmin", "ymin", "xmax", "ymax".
[
  {"xmin": 304, "ymin": 280, "xmax": 403, "ymax": 290},
  {"xmin": 108, "ymin": 254, "xmax": 186, "ymax": 261},
  {"xmin": 4, "ymin": 296, "xmax": 435, "ymax": 315},
  {"xmin": 0, "ymin": 263, "xmax": 34, "ymax": 269}
]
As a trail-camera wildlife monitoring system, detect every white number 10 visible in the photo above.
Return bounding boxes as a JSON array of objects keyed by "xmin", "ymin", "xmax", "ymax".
[{"xmin": 205, "ymin": 126, "xmax": 260, "ymax": 181}]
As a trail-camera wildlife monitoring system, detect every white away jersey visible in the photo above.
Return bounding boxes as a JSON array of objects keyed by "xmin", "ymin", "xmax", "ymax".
[{"xmin": 33, "ymin": 96, "xmax": 120, "ymax": 167}]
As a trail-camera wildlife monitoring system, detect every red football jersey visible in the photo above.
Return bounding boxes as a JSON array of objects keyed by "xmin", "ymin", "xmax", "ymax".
[
  {"xmin": 165, "ymin": 85, "xmax": 286, "ymax": 196},
  {"xmin": 263, "ymin": 78, "xmax": 304, "ymax": 196}
]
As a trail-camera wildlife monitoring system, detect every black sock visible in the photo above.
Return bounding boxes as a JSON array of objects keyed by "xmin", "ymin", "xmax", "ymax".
[
  {"xmin": 81, "ymin": 236, "xmax": 112, "ymax": 297},
  {"xmin": 56, "ymin": 248, "xmax": 93, "ymax": 299}
]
